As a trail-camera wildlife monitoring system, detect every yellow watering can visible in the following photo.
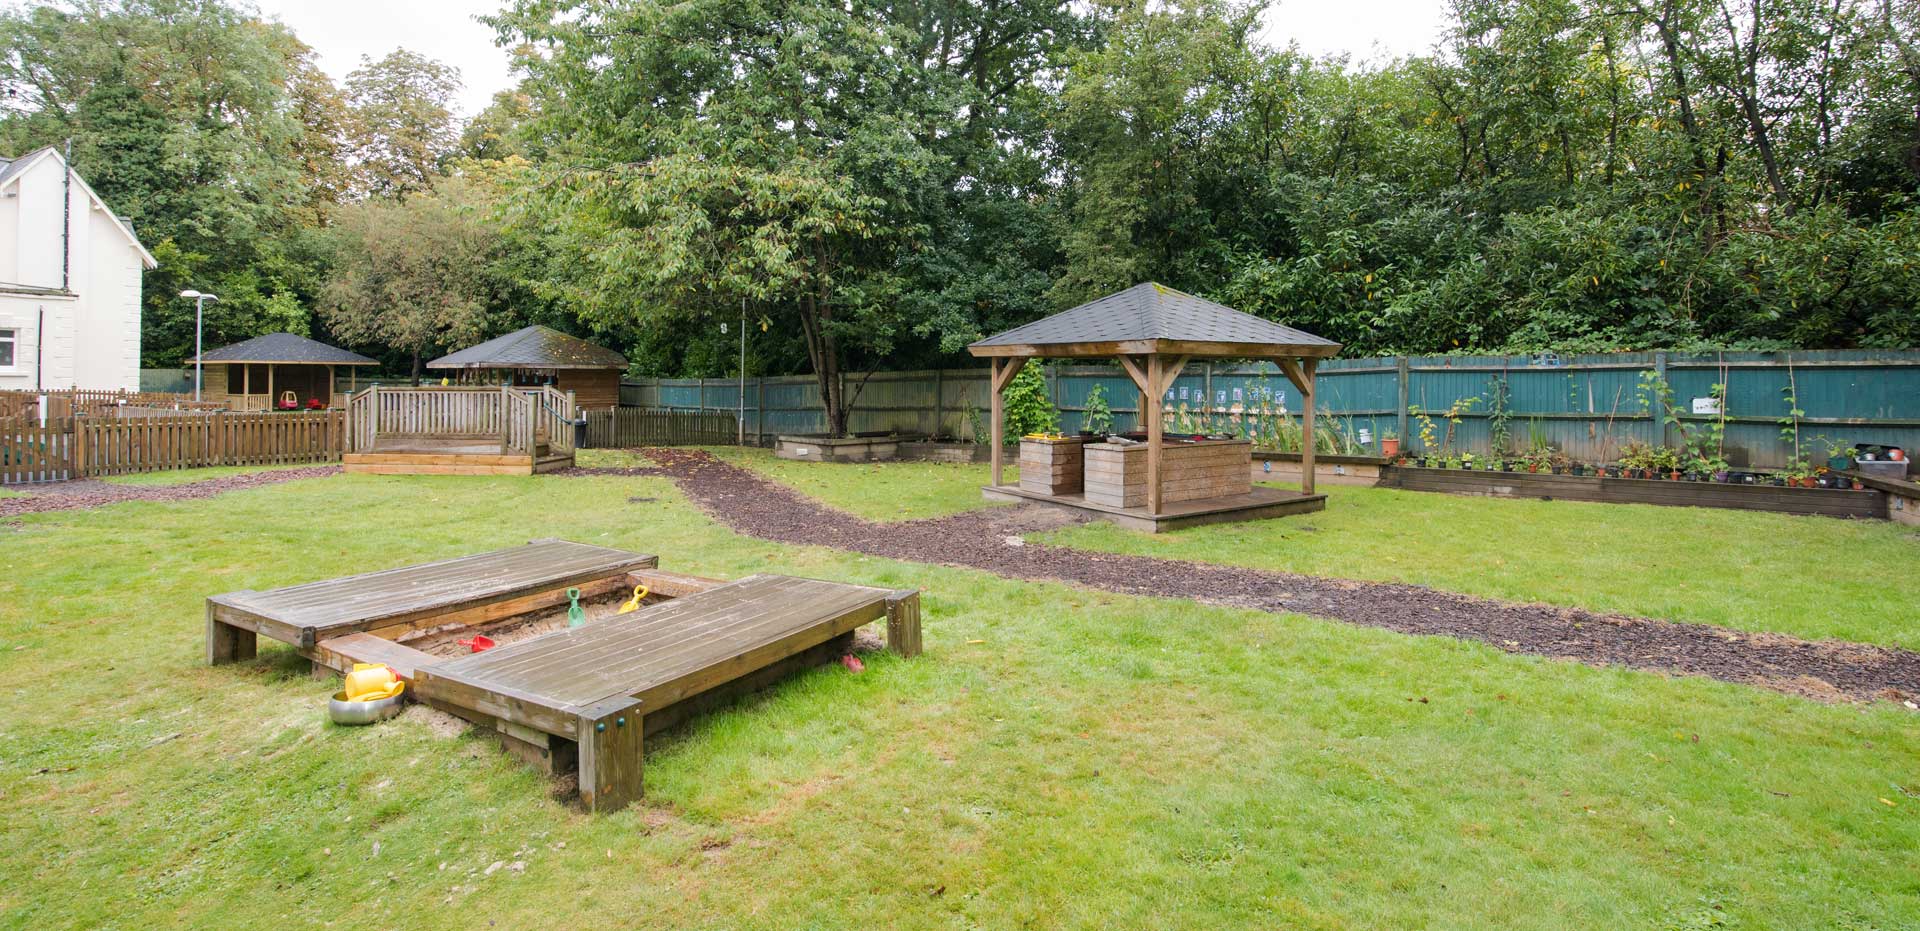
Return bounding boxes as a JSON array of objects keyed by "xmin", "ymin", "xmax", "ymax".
[{"xmin": 344, "ymin": 663, "xmax": 404, "ymax": 702}]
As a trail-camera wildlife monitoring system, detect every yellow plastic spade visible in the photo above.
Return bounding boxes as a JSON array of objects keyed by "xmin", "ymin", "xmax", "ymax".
[{"xmin": 617, "ymin": 585, "xmax": 651, "ymax": 614}]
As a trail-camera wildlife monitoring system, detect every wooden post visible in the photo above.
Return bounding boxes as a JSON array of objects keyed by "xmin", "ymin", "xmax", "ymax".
[
  {"xmin": 500, "ymin": 384, "xmax": 512, "ymax": 455},
  {"xmin": 266, "ymin": 364, "xmax": 274, "ymax": 412},
  {"xmin": 206, "ymin": 603, "xmax": 256, "ymax": 665},
  {"xmin": 885, "ymin": 590, "xmax": 923, "ymax": 658},
  {"xmin": 575, "ymin": 695, "xmax": 645, "ymax": 813},
  {"xmin": 932, "ymin": 368, "xmax": 944, "ymax": 438},
  {"xmin": 987, "ymin": 357, "xmax": 1028, "ymax": 487},
  {"xmin": 1396, "ymin": 355, "xmax": 1410, "ymax": 453},
  {"xmin": 1300, "ymin": 358, "xmax": 1318, "ymax": 496},
  {"xmin": 1146, "ymin": 355, "xmax": 1164, "ymax": 515},
  {"xmin": 242, "ymin": 364, "xmax": 251, "ymax": 410}
]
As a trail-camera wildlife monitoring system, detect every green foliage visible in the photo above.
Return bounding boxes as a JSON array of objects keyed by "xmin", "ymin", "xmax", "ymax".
[
  {"xmin": 1002, "ymin": 364, "xmax": 1058, "ymax": 437},
  {"xmin": 1082, "ymin": 383, "xmax": 1116, "ymax": 435}
]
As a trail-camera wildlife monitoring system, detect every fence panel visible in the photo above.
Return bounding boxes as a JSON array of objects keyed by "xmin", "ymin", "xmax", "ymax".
[
  {"xmin": 0, "ymin": 425, "xmax": 75, "ymax": 483},
  {"xmin": 72, "ymin": 411, "xmax": 344, "ymax": 478},
  {"xmin": 583, "ymin": 408, "xmax": 738, "ymax": 447},
  {"xmin": 624, "ymin": 350, "xmax": 1920, "ymax": 467}
]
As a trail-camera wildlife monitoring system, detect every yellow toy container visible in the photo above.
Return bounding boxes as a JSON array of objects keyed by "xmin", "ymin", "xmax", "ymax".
[{"xmin": 344, "ymin": 663, "xmax": 401, "ymax": 701}]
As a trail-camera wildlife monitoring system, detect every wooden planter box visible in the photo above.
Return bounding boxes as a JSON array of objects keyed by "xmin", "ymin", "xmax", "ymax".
[
  {"xmin": 1019, "ymin": 436, "xmax": 1091, "ymax": 496},
  {"xmin": 1380, "ymin": 465, "xmax": 1888, "ymax": 520},
  {"xmin": 1084, "ymin": 439, "xmax": 1252, "ymax": 508}
]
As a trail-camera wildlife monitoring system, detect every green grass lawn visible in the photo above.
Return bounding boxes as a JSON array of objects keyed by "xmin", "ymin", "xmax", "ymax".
[
  {"xmin": 703, "ymin": 445, "xmax": 1018, "ymax": 520},
  {"xmin": 712, "ymin": 450, "xmax": 1920, "ymax": 649},
  {"xmin": 100, "ymin": 463, "xmax": 324, "ymax": 486},
  {"xmin": 1, "ymin": 468, "xmax": 1917, "ymax": 929}
]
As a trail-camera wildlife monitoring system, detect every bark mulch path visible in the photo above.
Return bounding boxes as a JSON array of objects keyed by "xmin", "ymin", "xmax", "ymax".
[
  {"xmin": 565, "ymin": 450, "xmax": 1920, "ymax": 704},
  {"xmin": 0, "ymin": 466, "xmax": 340, "ymax": 520}
]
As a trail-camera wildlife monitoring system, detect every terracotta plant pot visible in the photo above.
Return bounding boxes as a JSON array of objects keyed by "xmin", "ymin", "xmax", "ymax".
[{"xmin": 1381, "ymin": 438, "xmax": 1401, "ymax": 457}]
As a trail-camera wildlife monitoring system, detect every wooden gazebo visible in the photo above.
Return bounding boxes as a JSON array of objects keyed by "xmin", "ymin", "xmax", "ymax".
[
  {"xmin": 427, "ymin": 325, "xmax": 627, "ymax": 410},
  {"xmin": 968, "ymin": 282, "xmax": 1341, "ymax": 532},
  {"xmin": 184, "ymin": 333, "xmax": 378, "ymax": 411}
]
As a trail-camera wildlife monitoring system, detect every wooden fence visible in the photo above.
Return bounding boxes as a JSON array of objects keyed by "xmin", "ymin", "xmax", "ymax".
[
  {"xmin": 0, "ymin": 389, "xmax": 222, "ymax": 428},
  {"xmin": 624, "ymin": 349, "xmax": 1920, "ymax": 468},
  {"xmin": 0, "ymin": 425, "xmax": 78, "ymax": 484},
  {"xmin": 0, "ymin": 410, "xmax": 345, "ymax": 483},
  {"xmin": 582, "ymin": 408, "xmax": 737, "ymax": 448}
]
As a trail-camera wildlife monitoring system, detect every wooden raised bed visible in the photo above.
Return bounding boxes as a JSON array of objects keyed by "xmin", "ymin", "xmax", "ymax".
[
  {"xmin": 1084, "ymin": 439, "xmax": 1251, "ymax": 509},
  {"xmin": 1019, "ymin": 436, "xmax": 1090, "ymax": 496},
  {"xmin": 1380, "ymin": 465, "xmax": 1888, "ymax": 520}
]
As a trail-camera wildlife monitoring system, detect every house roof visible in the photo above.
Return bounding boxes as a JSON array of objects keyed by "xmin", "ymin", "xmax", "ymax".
[
  {"xmin": 183, "ymin": 333, "xmax": 378, "ymax": 366},
  {"xmin": 427, "ymin": 325, "xmax": 628, "ymax": 370},
  {"xmin": 0, "ymin": 146, "xmax": 158, "ymax": 270},
  {"xmin": 968, "ymin": 282, "xmax": 1340, "ymax": 359}
]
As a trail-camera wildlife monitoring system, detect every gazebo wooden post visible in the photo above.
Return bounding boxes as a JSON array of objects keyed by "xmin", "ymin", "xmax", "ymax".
[
  {"xmin": 242, "ymin": 364, "xmax": 250, "ymax": 409},
  {"xmin": 1145, "ymin": 355, "xmax": 1164, "ymax": 515},
  {"xmin": 988, "ymin": 357, "xmax": 1028, "ymax": 488},
  {"xmin": 1300, "ymin": 359, "xmax": 1318, "ymax": 496},
  {"xmin": 266, "ymin": 364, "xmax": 275, "ymax": 411}
]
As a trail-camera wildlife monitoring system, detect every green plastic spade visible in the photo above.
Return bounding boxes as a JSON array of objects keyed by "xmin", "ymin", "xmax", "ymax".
[{"xmin": 566, "ymin": 587, "xmax": 585, "ymax": 628}]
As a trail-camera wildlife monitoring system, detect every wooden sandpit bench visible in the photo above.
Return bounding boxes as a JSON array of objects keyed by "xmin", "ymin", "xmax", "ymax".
[{"xmin": 206, "ymin": 539, "xmax": 922, "ymax": 812}]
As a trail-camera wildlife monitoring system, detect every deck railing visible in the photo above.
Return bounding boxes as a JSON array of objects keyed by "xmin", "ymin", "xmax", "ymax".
[{"xmin": 345, "ymin": 385, "xmax": 578, "ymax": 455}]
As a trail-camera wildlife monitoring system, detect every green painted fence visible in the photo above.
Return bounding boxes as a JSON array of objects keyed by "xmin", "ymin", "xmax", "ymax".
[{"xmin": 624, "ymin": 350, "xmax": 1920, "ymax": 468}]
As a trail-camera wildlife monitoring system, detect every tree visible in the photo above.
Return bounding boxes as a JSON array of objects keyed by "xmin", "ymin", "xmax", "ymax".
[
  {"xmin": 344, "ymin": 49, "xmax": 463, "ymax": 199},
  {"xmin": 319, "ymin": 171, "xmax": 505, "ymax": 380},
  {"xmin": 0, "ymin": 0, "xmax": 340, "ymax": 364}
]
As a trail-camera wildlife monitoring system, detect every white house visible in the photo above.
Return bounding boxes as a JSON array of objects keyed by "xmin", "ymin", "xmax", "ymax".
[{"xmin": 0, "ymin": 146, "xmax": 157, "ymax": 392}]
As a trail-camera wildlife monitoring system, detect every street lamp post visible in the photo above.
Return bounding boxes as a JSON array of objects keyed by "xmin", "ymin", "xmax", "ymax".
[{"xmin": 179, "ymin": 290, "xmax": 218, "ymax": 401}]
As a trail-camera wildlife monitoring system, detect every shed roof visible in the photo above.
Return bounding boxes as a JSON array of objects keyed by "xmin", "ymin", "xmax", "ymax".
[
  {"xmin": 184, "ymin": 333, "xmax": 378, "ymax": 366},
  {"xmin": 427, "ymin": 325, "xmax": 628, "ymax": 371},
  {"xmin": 968, "ymin": 282, "xmax": 1339, "ymax": 359}
]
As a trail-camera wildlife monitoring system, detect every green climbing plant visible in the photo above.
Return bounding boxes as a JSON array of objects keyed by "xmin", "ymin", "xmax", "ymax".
[
  {"xmin": 1082, "ymin": 383, "xmax": 1115, "ymax": 435},
  {"xmin": 1003, "ymin": 364, "xmax": 1059, "ymax": 437}
]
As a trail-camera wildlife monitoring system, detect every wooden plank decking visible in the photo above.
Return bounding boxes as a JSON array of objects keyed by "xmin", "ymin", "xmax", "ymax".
[
  {"xmin": 206, "ymin": 539, "xmax": 657, "ymax": 656},
  {"xmin": 412, "ymin": 574, "xmax": 918, "ymax": 812},
  {"xmin": 981, "ymin": 482, "xmax": 1325, "ymax": 532},
  {"xmin": 205, "ymin": 542, "xmax": 923, "ymax": 813}
]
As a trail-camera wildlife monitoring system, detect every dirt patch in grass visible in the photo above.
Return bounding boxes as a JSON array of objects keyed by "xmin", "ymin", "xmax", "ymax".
[
  {"xmin": 586, "ymin": 448, "xmax": 1920, "ymax": 705},
  {"xmin": 0, "ymin": 466, "xmax": 339, "ymax": 518}
]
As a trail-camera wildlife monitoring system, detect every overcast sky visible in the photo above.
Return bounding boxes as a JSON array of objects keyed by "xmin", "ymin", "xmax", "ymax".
[{"xmin": 253, "ymin": 0, "xmax": 1452, "ymax": 118}]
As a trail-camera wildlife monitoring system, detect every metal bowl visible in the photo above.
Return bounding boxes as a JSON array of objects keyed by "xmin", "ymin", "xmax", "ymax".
[{"xmin": 328, "ymin": 689, "xmax": 406, "ymax": 726}]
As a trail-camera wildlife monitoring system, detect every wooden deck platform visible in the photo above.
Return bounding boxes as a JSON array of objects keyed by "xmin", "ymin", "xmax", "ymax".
[
  {"xmin": 342, "ymin": 439, "xmax": 574, "ymax": 476},
  {"xmin": 981, "ymin": 482, "xmax": 1325, "ymax": 532},
  {"xmin": 205, "ymin": 541, "xmax": 922, "ymax": 812}
]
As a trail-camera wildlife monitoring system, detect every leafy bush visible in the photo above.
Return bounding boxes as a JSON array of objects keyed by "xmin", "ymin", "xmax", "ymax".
[{"xmin": 1002, "ymin": 364, "xmax": 1059, "ymax": 437}]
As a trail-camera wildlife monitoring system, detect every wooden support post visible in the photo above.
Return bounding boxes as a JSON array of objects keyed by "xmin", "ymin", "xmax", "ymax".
[
  {"xmin": 987, "ymin": 357, "xmax": 1028, "ymax": 487},
  {"xmin": 266, "ymin": 364, "xmax": 274, "ymax": 411},
  {"xmin": 1395, "ymin": 355, "xmax": 1409, "ymax": 450},
  {"xmin": 1300, "ymin": 358, "xmax": 1318, "ymax": 496},
  {"xmin": 243, "ymin": 364, "xmax": 251, "ymax": 409},
  {"xmin": 885, "ymin": 590, "xmax": 923, "ymax": 658},
  {"xmin": 575, "ymin": 695, "xmax": 646, "ymax": 813},
  {"xmin": 205, "ymin": 604, "xmax": 256, "ymax": 665},
  {"xmin": 1146, "ymin": 355, "xmax": 1164, "ymax": 515}
]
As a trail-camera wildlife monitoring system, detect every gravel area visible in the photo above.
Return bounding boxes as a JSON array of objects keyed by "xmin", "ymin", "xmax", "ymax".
[
  {"xmin": 0, "ymin": 466, "xmax": 340, "ymax": 519},
  {"xmin": 575, "ymin": 448, "xmax": 1920, "ymax": 704}
]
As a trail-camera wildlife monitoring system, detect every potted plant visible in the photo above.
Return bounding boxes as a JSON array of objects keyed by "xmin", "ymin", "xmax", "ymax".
[
  {"xmin": 1380, "ymin": 430, "xmax": 1401, "ymax": 459},
  {"xmin": 1816, "ymin": 436, "xmax": 1854, "ymax": 473}
]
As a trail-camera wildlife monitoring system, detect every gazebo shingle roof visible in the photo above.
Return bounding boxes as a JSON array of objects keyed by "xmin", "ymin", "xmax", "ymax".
[
  {"xmin": 185, "ymin": 333, "xmax": 377, "ymax": 365},
  {"xmin": 427, "ymin": 325, "xmax": 627, "ymax": 371},
  {"xmin": 969, "ymin": 282, "xmax": 1338, "ymax": 356}
]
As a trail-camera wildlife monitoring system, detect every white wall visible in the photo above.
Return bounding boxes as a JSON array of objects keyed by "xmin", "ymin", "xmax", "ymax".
[{"xmin": 0, "ymin": 152, "xmax": 148, "ymax": 391}]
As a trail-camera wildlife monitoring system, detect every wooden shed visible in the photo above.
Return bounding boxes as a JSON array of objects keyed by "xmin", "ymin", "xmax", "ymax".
[
  {"xmin": 426, "ymin": 325, "xmax": 627, "ymax": 410},
  {"xmin": 183, "ymin": 333, "xmax": 378, "ymax": 411}
]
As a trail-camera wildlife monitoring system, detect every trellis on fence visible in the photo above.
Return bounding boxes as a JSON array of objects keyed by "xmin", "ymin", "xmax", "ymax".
[{"xmin": 582, "ymin": 408, "xmax": 736, "ymax": 448}]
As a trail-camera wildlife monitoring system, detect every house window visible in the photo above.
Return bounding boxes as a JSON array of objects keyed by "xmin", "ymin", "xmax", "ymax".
[{"xmin": 0, "ymin": 329, "xmax": 15, "ymax": 368}]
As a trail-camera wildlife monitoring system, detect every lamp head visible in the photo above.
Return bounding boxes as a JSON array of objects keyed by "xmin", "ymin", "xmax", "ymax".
[{"xmin": 179, "ymin": 289, "xmax": 201, "ymax": 299}]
